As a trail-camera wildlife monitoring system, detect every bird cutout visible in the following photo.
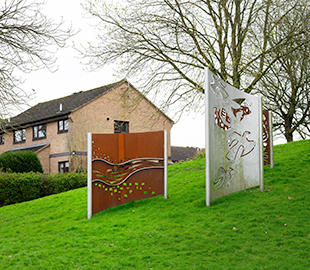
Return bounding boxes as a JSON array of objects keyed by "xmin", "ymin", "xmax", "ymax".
[
  {"xmin": 210, "ymin": 74, "xmax": 229, "ymax": 99},
  {"xmin": 226, "ymin": 131, "xmax": 256, "ymax": 160},
  {"xmin": 213, "ymin": 167, "xmax": 234, "ymax": 189},
  {"xmin": 213, "ymin": 107, "xmax": 231, "ymax": 130},
  {"xmin": 231, "ymin": 106, "xmax": 251, "ymax": 121}
]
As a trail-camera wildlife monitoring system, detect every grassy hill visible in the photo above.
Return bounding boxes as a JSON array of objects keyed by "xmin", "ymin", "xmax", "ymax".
[{"xmin": 0, "ymin": 140, "xmax": 309, "ymax": 269}]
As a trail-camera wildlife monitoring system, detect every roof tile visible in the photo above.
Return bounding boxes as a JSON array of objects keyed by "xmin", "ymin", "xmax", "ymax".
[{"xmin": 11, "ymin": 80, "xmax": 122, "ymax": 126}]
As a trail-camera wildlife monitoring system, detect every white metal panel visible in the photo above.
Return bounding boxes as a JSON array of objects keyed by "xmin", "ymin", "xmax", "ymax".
[{"xmin": 205, "ymin": 68, "xmax": 264, "ymax": 203}]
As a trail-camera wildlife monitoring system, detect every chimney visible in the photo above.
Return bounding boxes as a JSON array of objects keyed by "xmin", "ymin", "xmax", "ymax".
[{"xmin": 59, "ymin": 103, "xmax": 62, "ymax": 112}]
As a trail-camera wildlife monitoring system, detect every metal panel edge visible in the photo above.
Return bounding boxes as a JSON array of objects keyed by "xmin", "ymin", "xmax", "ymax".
[
  {"xmin": 87, "ymin": 132, "xmax": 92, "ymax": 219},
  {"xmin": 269, "ymin": 111, "xmax": 274, "ymax": 169},
  {"xmin": 258, "ymin": 97, "xmax": 264, "ymax": 192},
  {"xmin": 205, "ymin": 68, "xmax": 211, "ymax": 206},
  {"xmin": 164, "ymin": 130, "xmax": 168, "ymax": 199}
]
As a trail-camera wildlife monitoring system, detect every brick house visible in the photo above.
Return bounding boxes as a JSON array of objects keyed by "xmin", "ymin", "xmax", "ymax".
[{"xmin": 0, "ymin": 80, "xmax": 173, "ymax": 174}]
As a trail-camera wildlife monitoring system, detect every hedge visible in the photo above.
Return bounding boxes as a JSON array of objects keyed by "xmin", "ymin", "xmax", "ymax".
[
  {"xmin": 0, "ymin": 172, "xmax": 87, "ymax": 206},
  {"xmin": 0, "ymin": 150, "xmax": 43, "ymax": 173}
]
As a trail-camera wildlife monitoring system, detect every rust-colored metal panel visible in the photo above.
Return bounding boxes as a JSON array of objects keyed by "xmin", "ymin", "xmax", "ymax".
[
  {"xmin": 92, "ymin": 133, "xmax": 119, "ymax": 164},
  {"xmin": 92, "ymin": 168, "xmax": 164, "ymax": 214},
  {"xmin": 124, "ymin": 131, "xmax": 164, "ymax": 160},
  {"xmin": 263, "ymin": 110, "xmax": 271, "ymax": 166},
  {"xmin": 91, "ymin": 131, "xmax": 165, "ymax": 215}
]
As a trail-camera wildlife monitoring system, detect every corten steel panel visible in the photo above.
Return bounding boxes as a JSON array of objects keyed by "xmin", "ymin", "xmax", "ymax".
[
  {"xmin": 92, "ymin": 131, "xmax": 164, "ymax": 163},
  {"xmin": 123, "ymin": 131, "xmax": 164, "ymax": 160},
  {"xmin": 92, "ymin": 169, "xmax": 164, "ymax": 214},
  {"xmin": 263, "ymin": 110, "xmax": 271, "ymax": 166},
  {"xmin": 92, "ymin": 159, "xmax": 164, "ymax": 185},
  {"xmin": 92, "ymin": 133, "xmax": 119, "ymax": 164},
  {"xmin": 91, "ymin": 131, "xmax": 165, "ymax": 215}
]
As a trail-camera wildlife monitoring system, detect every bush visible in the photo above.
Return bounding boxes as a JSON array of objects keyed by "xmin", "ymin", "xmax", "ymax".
[
  {"xmin": 40, "ymin": 173, "xmax": 87, "ymax": 197},
  {"xmin": 0, "ymin": 172, "xmax": 87, "ymax": 206},
  {"xmin": 0, "ymin": 150, "xmax": 43, "ymax": 173},
  {"xmin": 195, "ymin": 149, "xmax": 205, "ymax": 159}
]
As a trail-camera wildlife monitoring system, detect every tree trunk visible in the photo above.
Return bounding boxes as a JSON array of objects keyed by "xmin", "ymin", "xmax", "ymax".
[
  {"xmin": 285, "ymin": 132, "xmax": 293, "ymax": 142},
  {"xmin": 284, "ymin": 116, "xmax": 294, "ymax": 142}
]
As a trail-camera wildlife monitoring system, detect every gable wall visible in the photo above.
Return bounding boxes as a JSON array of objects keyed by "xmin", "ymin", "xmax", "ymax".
[
  {"xmin": 69, "ymin": 82, "xmax": 173, "ymax": 172},
  {"xmin": 36, "ymin": 145, "xmax": 51, "ymax": 174},
  {"xmin": 0, "ymin": 82, "xmax": 173, "ymax": 174},
  {"xmin": 0, "ymin": 121, "xmax": 70, "ymax": 174}
]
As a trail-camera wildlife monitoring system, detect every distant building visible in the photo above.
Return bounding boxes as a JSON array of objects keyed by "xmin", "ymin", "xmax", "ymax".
[
  {"xmin": 0, "ymin": 80, "xmax": 173, "ymax": 173},
  {"xmin": 171, "ymin": 146, "xmax": 201, "ymax": 162}
]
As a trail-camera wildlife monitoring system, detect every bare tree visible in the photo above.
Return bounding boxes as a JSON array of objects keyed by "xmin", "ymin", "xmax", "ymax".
[
  {"xmin": 0, "ymin": 0, "xmax": 73, "ymax": 123},
  {"xmin": 79, "ymin": 0, "xmax": 309, "ymax": 118},
  {"xmin": 256, "ymin": 3, "xmax": 310, "ymax": 142}
]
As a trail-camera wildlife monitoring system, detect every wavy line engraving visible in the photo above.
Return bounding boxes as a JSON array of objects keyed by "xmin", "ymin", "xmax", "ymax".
[{"xmin": 92, "ymin": 158, "xmax": 164, "ymax": 186}]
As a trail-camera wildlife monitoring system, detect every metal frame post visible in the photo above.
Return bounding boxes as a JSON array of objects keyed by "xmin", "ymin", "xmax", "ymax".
[
  {"xmin": 164, "ymin": 130, "xmax": 168, "ymax": 199},
  {"xmin": 205, "ymin": 68, "xmax": 211, "ymax": 206},
  {"xmin": 87, "ymin": 133, "xmax": 92, "ymax": 219}
]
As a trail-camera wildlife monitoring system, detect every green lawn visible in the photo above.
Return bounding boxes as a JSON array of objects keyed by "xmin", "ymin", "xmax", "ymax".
[{"xmin": 0, "ymin": 140, "xmax": 309, "ymax": 269}]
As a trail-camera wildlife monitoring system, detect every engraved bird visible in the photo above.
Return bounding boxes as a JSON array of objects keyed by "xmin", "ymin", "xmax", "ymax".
[{"xmin": 213, "ymin": 167, "xmax": 233, "ymax": 189}]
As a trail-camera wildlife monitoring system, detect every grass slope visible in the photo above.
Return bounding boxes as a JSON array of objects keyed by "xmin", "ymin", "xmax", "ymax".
[{"xmin": 0, "ymin": 140, "xmax": 309, "ymax": 269}]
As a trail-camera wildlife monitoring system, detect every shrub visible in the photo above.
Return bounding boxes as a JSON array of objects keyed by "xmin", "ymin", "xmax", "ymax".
[
  {"xmin": 195, "ymin": 149, "xmax": 205, "ymax": 159},
  {"xmin": 40, "ymin": 173, "xmax": 87, "ymax": 197},
  {"xmin": 0, "ymin": 150, "xmax": 43, "ymax": 173},
  {"xmin": 0, "ymin": 172, "xmax": 87, "ymax": 206}
]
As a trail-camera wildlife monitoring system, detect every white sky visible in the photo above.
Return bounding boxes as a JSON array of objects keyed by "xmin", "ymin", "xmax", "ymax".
[
  {"xmin": 16, "ymin": 0, "xmax": 206, "ymax": 148},
  {"xmin": 16, "ymin": 0, "xmax": 286, "ymax": 147}
]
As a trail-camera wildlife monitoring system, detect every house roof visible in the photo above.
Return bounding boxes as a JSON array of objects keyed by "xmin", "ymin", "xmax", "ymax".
[{"xmin": 10, "ymin": 80, "xmax": 124, "ymax": 127}]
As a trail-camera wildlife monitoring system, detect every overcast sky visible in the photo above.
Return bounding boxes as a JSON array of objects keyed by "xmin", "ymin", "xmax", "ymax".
[
  {"xmin": 17, "ymin": 0, "xmax": 286, "ymax": 147},
  {"xmin": 14, "ymin": 0, "xmax": 206, "ymax": 148}
]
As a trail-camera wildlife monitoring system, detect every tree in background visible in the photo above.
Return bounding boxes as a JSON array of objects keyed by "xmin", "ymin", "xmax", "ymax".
[
  {"xmin": 79, "ymin": 0, "xmax": 309, "ymax": 120},
  {"xmin": 255, "ymin": 3, "xmax": 310, "ymax": 142},
  {"xmin": 0, "ymin": 0, "xmax": 73, "ymax": 124}
]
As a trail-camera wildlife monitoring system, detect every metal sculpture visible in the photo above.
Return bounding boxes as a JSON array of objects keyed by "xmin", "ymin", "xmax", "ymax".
[
  {"xmin": 263, "ymin": 110, "xmax": 274, "ymax": 167},
  {"xmin": 87, "ymin": 131, "xmax": 168, "ymax": 218},
  {"xmin": 205, "ymin": 68, "xmax": 264, "ymax": 205}
]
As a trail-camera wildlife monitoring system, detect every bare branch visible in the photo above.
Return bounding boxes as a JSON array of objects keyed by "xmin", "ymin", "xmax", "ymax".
[
  {"xmin": 79, "ymin": 0, "xmax": 310, "ymax": 122},
  {"xmin": 0, "ymin": 0, "xmax": 74, "ymax": 121}
]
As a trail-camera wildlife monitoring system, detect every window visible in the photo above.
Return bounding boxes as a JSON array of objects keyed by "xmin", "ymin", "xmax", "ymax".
[
  {"xmin": 58, "ymin": 119, "xmax": 68, "ymax": 133},
  {"xmin": 59, "ymin": 161, "xmax": 69, "ymax": 173},
  {"xmin": 114, "ymin": 121, "xmax": 129, "ymax": 133},
  {"xmin": 14, "ymin": 129, "xmax": 26, "ymax": 143},
  {"xmin": 33, "ymin": 124, "xmax": 46, "ymax": 140},
  {"xmin": 0, "ymin": 134, "xmax": 4, "ymax": 145}
]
